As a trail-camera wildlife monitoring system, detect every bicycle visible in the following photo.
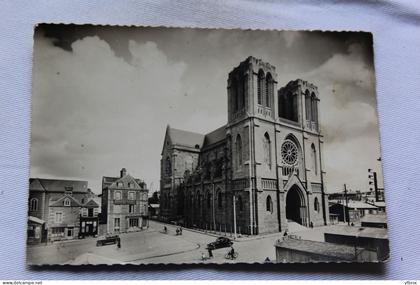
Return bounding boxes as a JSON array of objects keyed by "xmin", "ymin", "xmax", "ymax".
[{"xmin": 224, "ymin": 251, "xmax": 239, "ymax": 260}]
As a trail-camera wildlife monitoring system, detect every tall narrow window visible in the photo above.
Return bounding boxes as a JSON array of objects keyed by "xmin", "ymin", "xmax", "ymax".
[
  {"xmin": 30, "ymin": 198, "xmax": 38, "ymax": 211},
  {"xmin": 263, "ymin": 132, "xmax": 272, "ymax": 169},
  {"xmin": 311, "ymin": 93, "xmax": 316, "ymax": 122},
  {"xmin": 166, "ymin": 156, "xmax": 172, "ymax": 176},
  {"xmin": 311, "ymin": 144, "xmax": 317, "ymax": 175},
  {"xmin": 207, "ymin": 192, "xmax": 211, "ymax": 208},
  {"xmin": 305, "ymin": 90, "xmax": 311, "ymax": 121},
  {"xmin": 257, "ymin": 70, "xmax": 265, "ymax": 105},
  {"xmin": 64, "ymin": 198, "xmax": 71, "ymax": 206},
  {"xmin": 55, "ymin": 212, "xmax": 63, "ymax": 223},
  {"xmin": 237, "ymin": 195, "xmax": 243, "ymax": 211},
  {"xmin": 232, "ymin": 78, "xmax": 238, "ymax": 111},
  {"xmin": 311, "ymin": 93, "xmax": 318, "ymax": 123},
  {"xmin": 265, "ymin": 73, "xmax": 273, "ymax": 108},
  {"xmin": 236, "ymin": 134, "xmax": 242, "ymax": 169},
  {"xmin": 266, "ymin": 195, "xmax": 273, "ymax": 212},
  {"xmin": 314, "ymin": 197, "xmax": 320, "ymax": 212},
  {"xmin": 217, "ymin": 191, "xmax": 223, "ymax": 209}
]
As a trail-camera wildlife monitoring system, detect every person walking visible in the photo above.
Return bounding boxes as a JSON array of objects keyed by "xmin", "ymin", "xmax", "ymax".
[
  {"xmin": 117, "ymin": 237, "xmax": 121, "ymax": 249},
  {"xmin": 208, "ymin": 247, "xmax": 213, "ymax": 258}
]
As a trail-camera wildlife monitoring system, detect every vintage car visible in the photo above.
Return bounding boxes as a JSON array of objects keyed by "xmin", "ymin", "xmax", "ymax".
[
  {"xmin": 96, "ymin": 234, "xmax": 120, "ymax": 247},
  {"xmin": 207, "ymin": 237, "xmax": 233, "ymax": 250}
]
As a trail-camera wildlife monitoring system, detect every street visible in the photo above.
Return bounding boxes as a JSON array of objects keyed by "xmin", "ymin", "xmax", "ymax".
[
  {"xmin": 27, "ymin": 221, "xmax": 348, "ymax": 265},
  {"xmin": 27, "ymin": 220, "xmax": 284, "ymax": 265}
]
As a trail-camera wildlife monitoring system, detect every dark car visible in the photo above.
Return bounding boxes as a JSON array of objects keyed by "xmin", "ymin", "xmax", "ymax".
[
  {"xmin": 207, "ymin": 237, "xmax": 233, "ymax": 250},
  {"xmin": 96, "ymin": 234, "xmax": 120, "ymax": 246}
]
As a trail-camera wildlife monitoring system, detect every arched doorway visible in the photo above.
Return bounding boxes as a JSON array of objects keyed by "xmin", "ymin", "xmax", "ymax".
[{"xmin": 286, "ymin": 185, "xmax": 306, "ymax": 225}]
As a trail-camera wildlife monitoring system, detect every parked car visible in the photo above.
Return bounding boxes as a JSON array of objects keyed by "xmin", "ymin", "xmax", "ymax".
[
  {"xmin": 207, "ymin": 237, "xmax": 233, "ymax": 250},
  {"xmin": 96, "ymin": 234, "xmax": 120, "ymax": 246}
]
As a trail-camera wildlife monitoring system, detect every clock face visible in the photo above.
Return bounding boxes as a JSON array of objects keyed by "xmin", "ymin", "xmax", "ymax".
[{"xmin": 281, "ymin": 140, "xmax": 298, "ymax": 165}]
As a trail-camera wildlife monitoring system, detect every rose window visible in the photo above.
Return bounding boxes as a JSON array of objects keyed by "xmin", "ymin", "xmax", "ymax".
[{"xmin": 281, "ymin": 140, "xmax": 298, "ymax": 165}]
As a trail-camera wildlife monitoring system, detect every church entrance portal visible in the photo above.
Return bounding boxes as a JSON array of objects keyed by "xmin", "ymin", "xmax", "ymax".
[{"xmin": 286, "ymin": 185, "xmax": 306, "ymax": 225}]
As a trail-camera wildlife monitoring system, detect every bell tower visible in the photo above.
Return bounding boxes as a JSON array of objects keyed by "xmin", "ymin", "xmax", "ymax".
[{"xmin": 227, "ymin": 56, "xmax": 278, "ymax": 125}]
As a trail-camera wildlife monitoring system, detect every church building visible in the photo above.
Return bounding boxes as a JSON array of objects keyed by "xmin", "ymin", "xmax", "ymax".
[{"xmin": 160, "ymin": 56, "xmax": 329, "ymax": 235}]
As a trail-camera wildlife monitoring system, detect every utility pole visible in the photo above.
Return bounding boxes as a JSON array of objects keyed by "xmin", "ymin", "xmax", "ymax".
[
  {"xmin": 344, "ymin": 184, "xmax": 350, "ymax": 226},
  {"xmin": 233, "ymin": 193, "xmax": 237, "ymax": 240}
]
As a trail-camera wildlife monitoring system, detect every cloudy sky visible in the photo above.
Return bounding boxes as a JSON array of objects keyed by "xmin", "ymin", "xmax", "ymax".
[{"xmin": 31, "ymin": 25, "xmax": 383, "ymax": 194}]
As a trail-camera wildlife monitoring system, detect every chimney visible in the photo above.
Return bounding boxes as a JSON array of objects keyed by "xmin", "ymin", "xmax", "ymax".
[{"xmin": 120, "ymin": 168, "xmax": 127, "ymax": 178}]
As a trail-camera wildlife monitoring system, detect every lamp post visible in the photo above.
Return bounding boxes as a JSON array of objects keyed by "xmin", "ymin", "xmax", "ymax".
[{"xmin": 232, "ymin": 193, "xmax": 237, "ymax": 240}]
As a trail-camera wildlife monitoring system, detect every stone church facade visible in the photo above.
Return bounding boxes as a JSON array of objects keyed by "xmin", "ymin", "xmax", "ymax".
[{"xmin": 160, "ymin": 56, "xmax": 329, "ymax": 235}]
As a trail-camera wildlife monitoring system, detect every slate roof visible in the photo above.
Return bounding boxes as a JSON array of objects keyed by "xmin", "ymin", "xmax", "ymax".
[
  {"xmin": 276, "ymin": 238, "xmax": 358, "ymax": 261},
  {"xmin": 102, "ymin": 174, "xmax": 146, "ymax": 190},
  {"xmin": 83, "ymin": 199, "xmax": 100, "ymax": 208},
  {"xmin": 29, "ymin": 178, "xmax": 88, "ymax": 193},
  {"xmin": 165, "ymin": 124, "xmax": 227, "ymax": 152},
  {"xmin": 361, "ymin": 214, "xmax": 388, "ymax": 224},
  {"xmin": 49, "ymin": 195, "xmax": 82, "ymax": 207},
  {"xmin": 203, "ymin": 125, "xmax": 226, "ymax": 147},
  {"xmin": 324, "ymin": 225, "xmax": 388, "ymax": 239},
  {"xmin": 169, "ymin": 127, "xmax": 205, "ymax": 149}
]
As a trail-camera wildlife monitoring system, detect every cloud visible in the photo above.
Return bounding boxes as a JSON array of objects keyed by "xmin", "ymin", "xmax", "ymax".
[
  {"xmin": 301, "ymin": 43, "xmax": 382, "ymax": 192},
  {"xmin": 31, "ymin": 28, "xmax": 382, "ymax": 195},
  {"xmin": 31, "ymin": 35, "xmax": 188, "ymax": 192}
]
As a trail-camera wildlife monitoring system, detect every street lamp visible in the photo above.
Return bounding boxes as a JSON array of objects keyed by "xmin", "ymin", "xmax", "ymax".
[{"xmin": 232, "ymin": 193, "xmax": 237, "ymax": 240}]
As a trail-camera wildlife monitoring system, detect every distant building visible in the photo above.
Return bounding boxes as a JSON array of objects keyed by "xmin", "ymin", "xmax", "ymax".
[
  {"xmin": 324, "ymin": 226, "xmax": 389, "ymax": 261},
  {"xmin": 328, "ymin": 190, "xmax": 362, "ymax": 202},
  {"xmin": 148, "ymin": 203, "xmax": 160, "ymax": 219},
  {"xmin": 329, "ymin": 201, "xmax": 378, "ymax": 224},
  {"xmin": 101, "ymin": 168, "xmax": 149, "ymax": 234},
  {"xmin": 27, "ymin": 178, "xmax": 89, "ymax": 244},
  {"xmin": 79, "ymin": 198, "xmax": 100, "ymax": 238},
  {"xmin": 361, "ymin": 214, "xmax": 387, "ymax": 229}
]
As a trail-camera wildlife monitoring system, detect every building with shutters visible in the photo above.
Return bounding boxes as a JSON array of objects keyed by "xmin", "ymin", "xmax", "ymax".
[
  {"xmin": 160, "ymin": 56, "xmax": 329, "ymax": 235},
  {"xmin": 27, "ymin": 178, "xmax": 90, "ymax": 244},
  {"xmin": 101, "ymin": 168, "xmax": 149, "ymax": 234}
]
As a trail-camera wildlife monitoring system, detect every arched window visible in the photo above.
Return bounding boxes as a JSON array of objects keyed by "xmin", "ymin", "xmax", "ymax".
[
  {"xmin": 237, "ymin": 195, "xmax": 243, "ymax": 211},
  {"xmin": 30, "ymin": 198, "xmax": 38, "ymax": 211},
  {"xmin": 257, "ymin": 70, "xmax": 265, "ymax": 105},
  {"xmin": 64, "ymin": 198, "xmax": 71, "ymax": 206},
  {"xmin": 196, "ymin": 192, "xmax": 201, "ymax": 208},
  {"xmin": 311, "ymin": 144, "xmax": 317, "ymax": 175},
  {"xmin": 305, "ymin": 90, "xmax": 311, "ymax": 121},
  {"xmin": 235, "ymin": 134, "xmax": 242, "ymax": 169},
  {"xmin": 217, "ymin": 191, "xmax": 223, "ymax": 209},
  {"xmin": 263, "ymin": 132, "xmax": 272, "ymax": 169},
  {"xmin": 165, "ymin": 156, "xmax": 172, "ymax": 176},
  {"xmin": 314, "ymin": 197, "xmax": 320, "ymax": 212},
  {"xmin": 232, "ymin": 78, "xmax": 238, "ymax": 111},
  {"xmin": 266, "ymin": 195, "xmax": 273, "ymax": 213},
  {"xmin": 265, "ymin": 73, "xmax": 273, "ymax": 108},
  {"xmin": 207, "ymin": 192, "xmax": 211, "ymax": 208},
  {"xmin": 237, "ymin": 74, "xmax": 247, "ymax": 110},
  {"xmin": 311, "ymin": 93, "xmax": 318, "ymax": 124}
]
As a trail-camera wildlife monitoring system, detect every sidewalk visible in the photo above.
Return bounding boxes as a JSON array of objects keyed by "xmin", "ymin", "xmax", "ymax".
[{"xmin": 151, "ymin": 220, "xmax": 285, "ymax": 242}]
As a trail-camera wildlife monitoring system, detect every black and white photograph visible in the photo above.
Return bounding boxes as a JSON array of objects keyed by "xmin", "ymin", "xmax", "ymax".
[{"xmin": 27, "ymin": 24, "xmax": 389, "ymax": 265}]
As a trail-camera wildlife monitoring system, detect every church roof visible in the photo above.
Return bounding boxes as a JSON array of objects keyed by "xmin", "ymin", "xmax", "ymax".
[
  {"xmin": 203, "ymin": 125, "xmax": 226, "ymax": 147},
  {"xmin": 168, "ymin": 127, "xmax": 205, "ymax": 149},
  {"xmin": 29, "ymin": 178, "xmax": 88, "ymax": 193}
]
